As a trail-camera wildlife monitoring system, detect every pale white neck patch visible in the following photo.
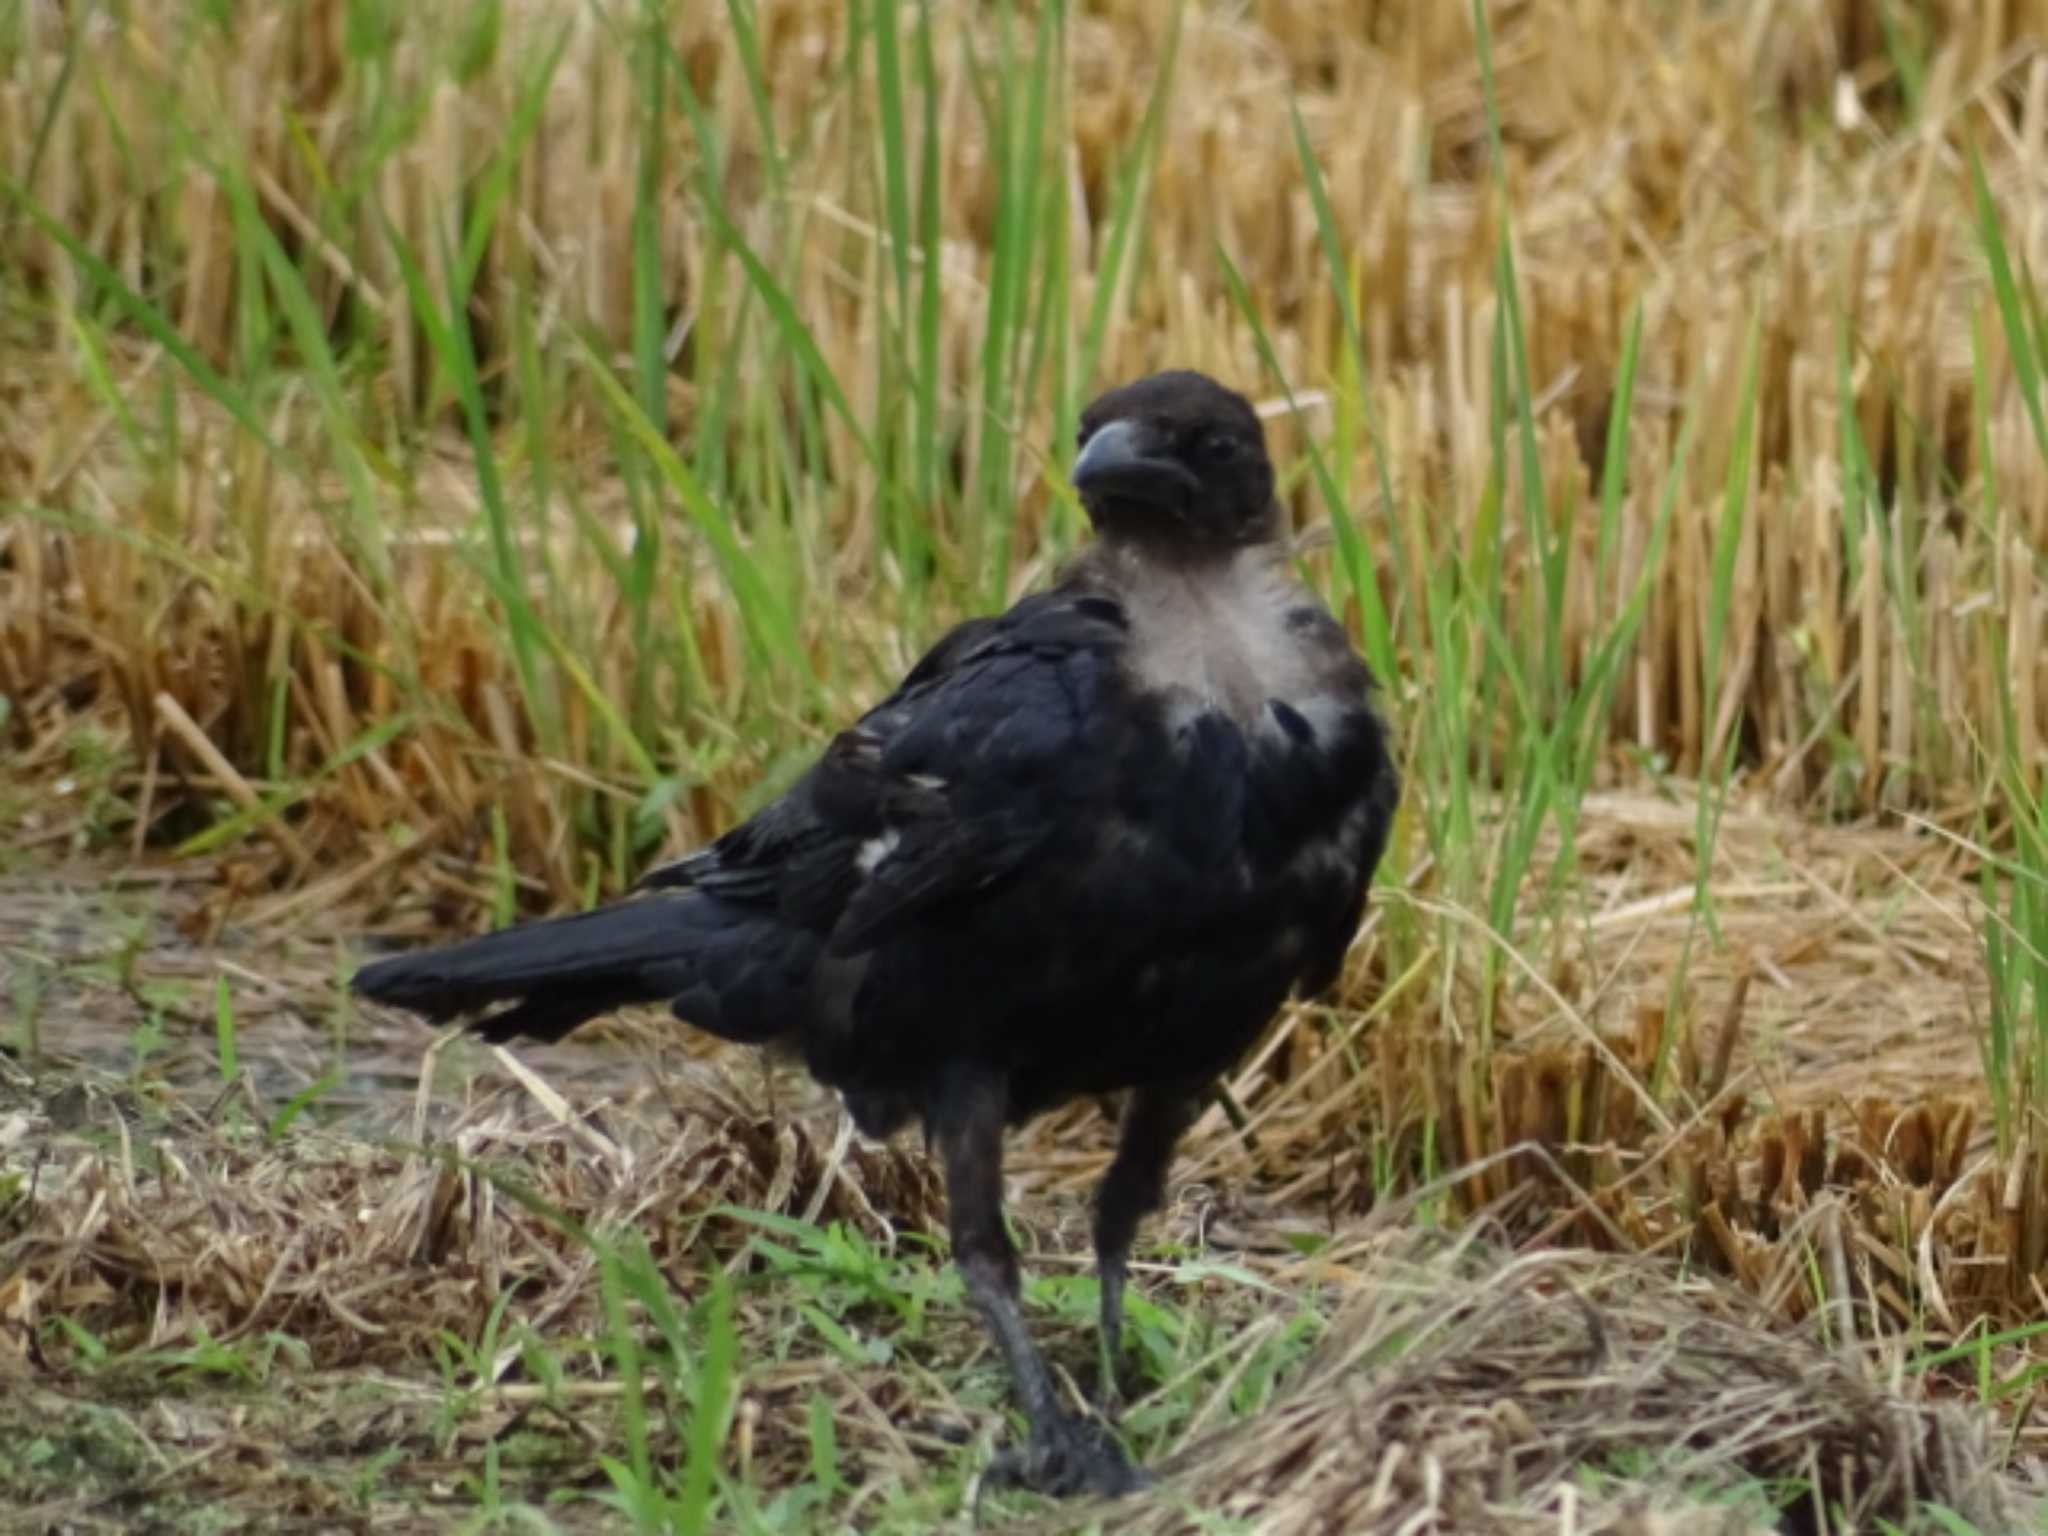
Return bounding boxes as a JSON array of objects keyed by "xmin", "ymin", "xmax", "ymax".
[{"xmin": 1101, "ymin": 545, "xmax": 1345, "ymax": 734}]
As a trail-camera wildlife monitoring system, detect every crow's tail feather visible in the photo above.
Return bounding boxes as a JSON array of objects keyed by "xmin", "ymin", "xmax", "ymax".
[{"xmin": 350, "ymin": 894, "xmax": 792, "ymax": 1046}]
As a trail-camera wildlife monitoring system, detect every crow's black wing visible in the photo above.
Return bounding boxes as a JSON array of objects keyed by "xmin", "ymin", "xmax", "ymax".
[
  {"xmin": 827, "ymin": 606, "xmax": 1133, "ymax": 954},
  {"xmin": 640, "ymin": 589, "xmax": 1131, "ymax": 951}
]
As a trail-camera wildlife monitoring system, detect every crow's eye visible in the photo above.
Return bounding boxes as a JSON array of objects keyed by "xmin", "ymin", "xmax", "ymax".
[{"xmin": 1204, "ymin": 433, "xmax": 1241, "ymax": 463}]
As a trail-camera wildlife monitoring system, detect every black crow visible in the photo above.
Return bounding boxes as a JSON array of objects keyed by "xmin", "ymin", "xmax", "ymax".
[{"xmin": 352, "ymin": 369, "xmax": 1400, "ymax": 1497}]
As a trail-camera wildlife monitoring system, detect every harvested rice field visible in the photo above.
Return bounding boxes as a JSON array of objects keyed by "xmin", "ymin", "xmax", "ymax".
[{"xmin": 7, "ymin": 1, "xmax": 2048, "ymax": 1531}]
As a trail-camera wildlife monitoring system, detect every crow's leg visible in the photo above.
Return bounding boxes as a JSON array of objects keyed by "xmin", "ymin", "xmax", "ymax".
[
  {"xmin": 932, "ymin": 1070, "xmax": 1146, "ymax": 1500},
  {"xmin": 1093, "ymin": 1082, "xmax": 1205, "ymax": 1410}
]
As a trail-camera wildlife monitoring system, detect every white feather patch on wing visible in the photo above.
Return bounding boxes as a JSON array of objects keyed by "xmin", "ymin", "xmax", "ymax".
[{"xmin": 856, "ymin": 830, "xmax": 902, "ymax": 875}]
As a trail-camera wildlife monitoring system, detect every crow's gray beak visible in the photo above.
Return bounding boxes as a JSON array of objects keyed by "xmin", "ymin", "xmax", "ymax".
[{"xmin": 1071, "ymin": 418, "xmax": 1201, "ymax": 504}]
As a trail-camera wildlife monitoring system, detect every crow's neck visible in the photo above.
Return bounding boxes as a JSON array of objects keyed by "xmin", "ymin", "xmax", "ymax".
[
  {"xmin": 1091, "ymin": 525, "xmax": 1280, "ymax": 575},
  {"xmin": 1069, "ymin": 536, "xmax": 1282, "ymax": 606}
]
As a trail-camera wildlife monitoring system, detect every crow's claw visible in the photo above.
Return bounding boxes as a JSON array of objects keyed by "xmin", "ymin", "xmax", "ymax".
[{"xmin": 983, "ymin": 1411, "xmax": 1152, "ymax": 1500}]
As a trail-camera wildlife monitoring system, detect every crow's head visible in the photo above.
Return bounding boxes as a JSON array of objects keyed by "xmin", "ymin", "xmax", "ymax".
[{"xmin": 1072, "ymin": 371, "xmax": 1275, "ymax": 549}]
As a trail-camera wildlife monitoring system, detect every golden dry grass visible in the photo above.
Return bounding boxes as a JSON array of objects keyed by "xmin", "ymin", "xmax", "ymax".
[{"xmin": 6, "ymin": 0, "xmax": 2048, "ymax": 893}]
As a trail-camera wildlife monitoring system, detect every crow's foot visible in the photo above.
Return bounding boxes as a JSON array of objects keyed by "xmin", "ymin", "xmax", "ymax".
[
  {"xmin": 983, "ymin": 1411, "xmax": 1152, "ymax": 1500},
  {"xmin": 1091, "ymin": 1357, "xmax": 1137, "ymax": 1421}
]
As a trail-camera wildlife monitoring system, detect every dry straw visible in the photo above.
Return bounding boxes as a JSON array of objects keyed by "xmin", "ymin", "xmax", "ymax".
[
  {"xmin": 1020, "ymin": 1229, "xmax": 2016, "ymax": 1535},
  {"xmin": 2, "ymin": 811, "xmax": 2044, "ymax": 1520},
  {"xmin": 3, "ymin": 1054, "xmax": 2027, "ymax": 1529},
  {"xmin": 0, "ymin": 1042, "xmax": 944, "ymax": 1373}
]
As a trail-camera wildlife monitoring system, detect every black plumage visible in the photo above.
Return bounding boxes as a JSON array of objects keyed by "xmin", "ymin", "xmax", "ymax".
[{"xmin": 352, "ymin": 370, "xmax": 1400, "ymax": 1496}]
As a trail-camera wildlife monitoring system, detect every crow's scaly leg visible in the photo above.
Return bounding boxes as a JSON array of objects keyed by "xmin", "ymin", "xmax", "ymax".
[
  {"xmin": 932, "ymin": 1069, "xmax": 1146, "ymax": 1499},
  {"xmin": 1092, "ymin": 1082, "xmax": 1205, "ymax": 1407}
]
